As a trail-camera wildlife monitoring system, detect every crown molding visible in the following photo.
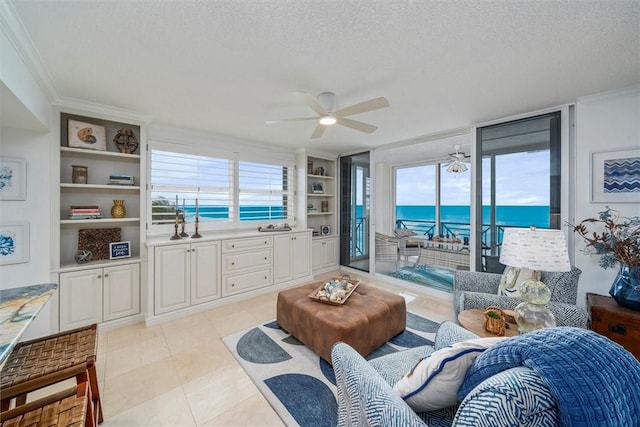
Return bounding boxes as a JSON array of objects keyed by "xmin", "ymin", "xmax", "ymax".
[
  {"xmin": 54, "ymin": 97, "xmax": 153, "ymax": 125},
  {"xmin": 0, "ymin": 1, "xmax": 58, "ymax": 102}
]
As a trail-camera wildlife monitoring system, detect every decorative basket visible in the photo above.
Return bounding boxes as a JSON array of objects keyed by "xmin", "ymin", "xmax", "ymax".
[{"xmin": 483, "ymin": 306, "xmax": 506, "ymax": 336}]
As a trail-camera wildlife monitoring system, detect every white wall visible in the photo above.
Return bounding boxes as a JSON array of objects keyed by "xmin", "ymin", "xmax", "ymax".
[
  {"xmin": 573, "ymin": 85, "xmax": 640, "ymax": 307},
  {"xmin": 0, "ymin": 126, "xmax": 54, "ymax": 338}
]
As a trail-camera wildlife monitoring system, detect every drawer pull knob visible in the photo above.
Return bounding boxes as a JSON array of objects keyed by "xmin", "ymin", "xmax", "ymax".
[
  {"xmin": 231, "ymin": 262, "xmax": 235, "ymax": 266},
  {"xmin": 231, "ymin": 283, "xmax": 235, "ymax": 287},
  {"xmin": 264, "ymin": 257, "xmax": 267, "ymax": 260},
  {"xmin": 609, "ymin": 323, "xmax": 627, "ymax": 335},
  {"xmin": 232, "ymin": 244, "xmax": 235, "ymax": 248}
]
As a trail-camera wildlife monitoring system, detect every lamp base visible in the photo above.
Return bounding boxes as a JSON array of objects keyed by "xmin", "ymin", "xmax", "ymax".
[{"xmin": 514, "ymin": 301, "xmax": 556, "ymax": 334}]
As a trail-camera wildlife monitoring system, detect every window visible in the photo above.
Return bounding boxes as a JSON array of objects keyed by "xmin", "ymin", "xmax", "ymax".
[{"xmin": 149, "ymin": 149, "xmax": 294, "ymax": 234}]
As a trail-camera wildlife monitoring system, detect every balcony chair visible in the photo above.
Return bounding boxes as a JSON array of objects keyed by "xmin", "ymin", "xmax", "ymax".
[{"xmin": 453, "ymin": 267, "xmax": 589, "ymax": 328}]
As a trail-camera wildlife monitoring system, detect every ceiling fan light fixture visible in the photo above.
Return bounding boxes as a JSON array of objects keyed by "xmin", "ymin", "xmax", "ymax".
[
  {"xmin": 319, "ymin": 115, "xmax": 337, "ymax": 126},
  {"xmin": 447, "ymin": 162, "xmax": 468, "ymax": 173}
]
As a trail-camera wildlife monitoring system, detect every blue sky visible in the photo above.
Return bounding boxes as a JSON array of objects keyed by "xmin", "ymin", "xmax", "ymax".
[{"xmin": 396, "ymin": 151, "xmax": 550, "ymax": 206}]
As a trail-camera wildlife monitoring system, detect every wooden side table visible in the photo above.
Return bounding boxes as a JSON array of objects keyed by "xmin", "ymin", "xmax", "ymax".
[
  {"xmin": 457, "ymin": 309, "xmax": 518, "ymax": 338},
  {"xmin": 587, "ymin": 292, "xmax": 640, "ymax": 360}
]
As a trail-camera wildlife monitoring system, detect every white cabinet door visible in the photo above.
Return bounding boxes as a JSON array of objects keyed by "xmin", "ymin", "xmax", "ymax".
[
  {"xmin": 323, "ymin": 236, "xmax": 338, "ymax": 268},
  {"xmin": 292, "ymin": 232, "xmax": 311, "ymax": 279},
  {"xmin": 103, "ymin": 263, "xmax": 140, "ymax": 322},
  {"xmin": 154, "ymin": 244, "xmax": 190, "ymax": 315},
  {"xmin": 273, "ymin": 233, "xmax": 294, "ymax": 282},
  {"xmin": 191, "ymin": 241, "xmax": 221, "ymax": 305},
  {"xmin": 60, "ymin": 268, "xmax": 103, "ymax": 330},
  {"xmin": 312, "ymin": 236, "xmax": 338, "ymax": 272}
]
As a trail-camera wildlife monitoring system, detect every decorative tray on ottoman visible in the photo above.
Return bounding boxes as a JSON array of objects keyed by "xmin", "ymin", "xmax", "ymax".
[{"xmin": 309, "ymin": 276, "xmax": 360, "ymax": 305}]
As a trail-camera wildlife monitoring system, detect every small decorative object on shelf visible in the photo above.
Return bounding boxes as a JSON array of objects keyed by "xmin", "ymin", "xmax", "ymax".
[
  {"xmin": 68, "ymin": 120, "xmax": 106, "ymax": 151},
  {"xmin": 315, "ymin": 166, "xmax": 325, "ymax": 176},
  {"xmin": 570, "ymin": 208, "xmax": 640, "ymax": 310},
  {"xmin": 307, "ymin": 159, "xmax": 313, "ymax": 173},
  {"xmin": 110, "ymin": 200, "xmax": 126, "ymax": 218},
  {"xmin": 170, "ymin": 210, "xmax": 182, "ymax": 240},
  {"xmin": 72, "ymin": 165, "xmax": 88, "ymax": 184},
  {"xmin": 483, "ymin": 306, "xmax": 506, "ymax": 336},
  {"xmin": 321, "ymin": 225, "xmax": 330, "ymax": 236},
  {"xmin": 113, "ymin": 128, "xmax": 139, "ymax": 154},
  {"xmin": 74, "ymin": 250, "xmax": 92, "ymax": 264},
  {"xmin": 321, "ymin": 201, "xmax": 329, "ymax": 212}
]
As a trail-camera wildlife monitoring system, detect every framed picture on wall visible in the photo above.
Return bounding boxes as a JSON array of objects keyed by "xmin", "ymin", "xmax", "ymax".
[
  {"xmin": 0, "ymin": 222, "xmax": 30, "ymax": 265},
  {"xmin": 68, "ymin": 119, "xmax": 107, "ymax": 151},
  {"xmin": 0, "ymin": 157, "xmax": 26, "ymax": 201},
  {"xmin": 591, "ymin": 147, "xmax": 640, "ymax": 203}
]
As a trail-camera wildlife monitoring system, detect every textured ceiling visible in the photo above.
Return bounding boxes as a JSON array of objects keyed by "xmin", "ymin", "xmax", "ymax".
[{"xmin": 8, "ymin": 0, "xmax": 640, "ymax": 156}]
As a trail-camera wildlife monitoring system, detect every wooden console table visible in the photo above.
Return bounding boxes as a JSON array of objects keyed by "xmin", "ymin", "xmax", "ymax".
[
  {"xmin": 0, "ymin": 283, "xmax": 57, "ymax": 368},
  {"xmin": 587, "ymin": 292, "xmax": 639, "ymax": 360}
]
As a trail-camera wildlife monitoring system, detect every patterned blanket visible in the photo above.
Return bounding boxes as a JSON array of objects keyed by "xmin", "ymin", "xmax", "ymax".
[{"xmin": 458, "ymin": 327, "xmax": 640, "ymax": 427}]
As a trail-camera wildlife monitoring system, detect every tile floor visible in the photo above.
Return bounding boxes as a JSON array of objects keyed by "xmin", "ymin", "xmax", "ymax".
[{"xmin": 95, "ymin": 271, "xmax": 454, "ymax": 426}]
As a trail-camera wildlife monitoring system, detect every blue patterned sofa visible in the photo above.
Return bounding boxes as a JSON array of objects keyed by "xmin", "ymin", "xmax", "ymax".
[
  {"xmin": 332, "ymin": 321, "xmax": 640, "ymax": 426},
  {"xmin": 453, "ymin": 267, "xmax": 589, "ymax": 328}
]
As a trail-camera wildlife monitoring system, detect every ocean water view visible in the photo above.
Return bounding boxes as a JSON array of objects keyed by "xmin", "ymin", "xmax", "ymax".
[{"xmin": 395, "ymin": 205, "xmax": 550, "ymax": 227}]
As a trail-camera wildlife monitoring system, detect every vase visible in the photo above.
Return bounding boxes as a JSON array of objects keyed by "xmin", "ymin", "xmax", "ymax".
[
  {"xmin": 609, "ymin": 265, "xmax": 640, "ymax": 311},
  {"xmin": 110, "ymin": 200, "xmax": 126, "ymax": 218}
]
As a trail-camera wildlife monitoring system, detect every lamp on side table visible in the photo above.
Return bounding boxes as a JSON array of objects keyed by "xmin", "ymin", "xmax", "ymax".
[{"xmin": 500, "ymin": 227, "xmax": 572, "ymax": 333}]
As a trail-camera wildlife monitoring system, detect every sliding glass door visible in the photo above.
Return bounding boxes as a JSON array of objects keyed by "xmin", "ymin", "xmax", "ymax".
[
  {"xmin": 339, "ymin": 151, "xmax": 370, "ymax": 272},
  {"xmin": 475, "ymin": 112, "xmax": 561, "ymax": 272}
]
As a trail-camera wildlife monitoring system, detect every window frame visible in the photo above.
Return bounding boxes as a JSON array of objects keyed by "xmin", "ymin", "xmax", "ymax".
[{"xmin": 147, "ymin": 141, "xmax": 296, "ymax": 236}]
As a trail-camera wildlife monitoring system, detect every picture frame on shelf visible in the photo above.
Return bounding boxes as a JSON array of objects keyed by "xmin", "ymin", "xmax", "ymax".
[
  {"xmin": 0, "ymin": 157, "xmax": 26, "ymax": 201},
  {"xmin": 0, "ymin": 222, "xmax": 30, "ymax": 265},
  {"xmin": 321, "ymin": 225, "xmax": 331, "ymax": 236},
  {"xmin": 591, "ymin": 147, "xmax": 640, "ymax": 203},
  {"xmin": 311, "ymin": 182, "xmax": 324, "ymax": 194},
  {"xmin": 68, "ymin": 119, "xmax": 107, "ymax": 151},
  {"xmin": 110, "ymin": 241, "xmax": 131, "ymax": 259}
]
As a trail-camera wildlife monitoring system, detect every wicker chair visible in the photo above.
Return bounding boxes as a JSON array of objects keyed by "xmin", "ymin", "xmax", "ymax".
[
  {"xmin": 453, "ymin": 267, "xmax": 589, "ymax": 328},
  {"xmin": 0, "ymin": 363, "xmax": 95, "ymax": 427},
  {"xmin": 0, "ymin": 324, "xmax": 103, "ymax": 424},
  {"xmin": 375, "ymin": 232, "xmax": 399, "ymax": 269}
]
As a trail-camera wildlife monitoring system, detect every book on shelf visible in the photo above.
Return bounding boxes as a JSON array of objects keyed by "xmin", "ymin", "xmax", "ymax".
[
  {"xmin": 68, "ymin": 214, "xmax": 103, "ymax": 220},
  {"xmin": 108, "ymin": 174, "xmax": 135, "ymax": 185},
  {"xmin": 69, "ymin": 205, "xmax": 101, "ymax": 219},
  {"xmin": 70, "ymin": 205, "xmax": 99, "ymax": 209}
]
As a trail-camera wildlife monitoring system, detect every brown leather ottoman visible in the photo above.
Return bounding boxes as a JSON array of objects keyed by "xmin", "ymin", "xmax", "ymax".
[{"xmin": 276, "ymin": 281, "xmax": 406, "ymax": 363}]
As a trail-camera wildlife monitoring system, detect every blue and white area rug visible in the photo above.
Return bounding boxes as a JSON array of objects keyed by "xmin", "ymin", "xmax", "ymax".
[
  {"xmin": 221, "ymin": 312, "xmax": 440, "ymax": 427},
  {"xmin": 385, "ymin": 265, "xmax": 454, "ymax": 293}
]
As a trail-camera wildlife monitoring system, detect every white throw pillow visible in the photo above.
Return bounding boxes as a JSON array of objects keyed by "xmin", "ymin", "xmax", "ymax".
[
  {"xmin": 393, "ymin": 337, "xmax": 506, "ymax": 412},
  {"xmin": 497, "ymin": 266, "xmax": 536, "ymax": 298}
]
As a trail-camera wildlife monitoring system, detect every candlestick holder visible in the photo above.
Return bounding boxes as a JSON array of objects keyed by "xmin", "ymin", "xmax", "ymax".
[
  {"xmin": 180, "ymin": 216, "xmax": 189, "ymax": 237},
  {"xmin": 191, "ymin": 215, "xmax": 202, "ymax": 238},
  {"xmin": 170, "ymin": 212, "xmax": 182, "ymax": 240}
]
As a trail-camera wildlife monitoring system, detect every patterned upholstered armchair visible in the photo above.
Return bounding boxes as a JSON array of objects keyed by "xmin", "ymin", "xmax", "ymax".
[{"xmin": 453, "ymin": 267, "xmax": 588, "ymax": 328}]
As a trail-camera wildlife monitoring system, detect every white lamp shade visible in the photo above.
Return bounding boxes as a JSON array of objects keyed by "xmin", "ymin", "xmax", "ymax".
[{"xmin": 499, "ymin": 227, "xmax": 571, "ymax": 272}]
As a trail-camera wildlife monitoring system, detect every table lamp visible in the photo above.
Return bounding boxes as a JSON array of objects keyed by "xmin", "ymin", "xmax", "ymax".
[{"xmin": 499, "ymin": 227, "xmax": 571, "ymax": 333}]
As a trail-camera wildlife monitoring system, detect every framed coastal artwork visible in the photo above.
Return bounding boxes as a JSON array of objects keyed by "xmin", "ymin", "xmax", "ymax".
[
  {"xmin": 591, "ymin": 148, "xmax": 640, "ymax": 203},
  {"xmin": 68, "ymin": 119, "xmax": 107, "ymax": 151},
  {"xmin": 0, "ymin": 157, "xmax": 26, "ymax": 201},
  {"xmin": 0, "ymin": 223, "xmax": 30, "ymax": 265}
]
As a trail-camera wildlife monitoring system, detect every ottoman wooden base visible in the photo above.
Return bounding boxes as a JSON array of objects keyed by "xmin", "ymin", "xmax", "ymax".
[{"xmin": 276, "ymin": 281, "xmax": 406, "ymax": 363}]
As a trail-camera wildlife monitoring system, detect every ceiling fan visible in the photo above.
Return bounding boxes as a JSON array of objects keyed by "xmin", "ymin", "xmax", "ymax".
[
  {"xmin": 444, "ymin": 145, "xmax": 470, "ymax": 173},
  {"xmin": 265, "ymin": 91, "xmax": 390, "ymax": 139}
]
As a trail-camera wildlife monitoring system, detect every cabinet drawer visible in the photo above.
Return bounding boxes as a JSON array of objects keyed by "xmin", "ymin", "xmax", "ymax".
[
  {"xmin": 223, "ymin": 249, "xmax": 272, "ymax": 271},
  {"xmin": 591, "ymin": 309, "xmax": 640, "ymax": 359},
  {"xmin": 223, "ymin": 236, "xmax": 273, "ymax": 252},
  {"xmin": 222, "ymin": 269, "xmax": 272, "ymax": 296}
]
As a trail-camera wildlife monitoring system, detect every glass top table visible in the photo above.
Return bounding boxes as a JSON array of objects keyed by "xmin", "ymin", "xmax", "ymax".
[{"xmin": 0, "ymin": 283, "xmax": 58, "ymax": 368}]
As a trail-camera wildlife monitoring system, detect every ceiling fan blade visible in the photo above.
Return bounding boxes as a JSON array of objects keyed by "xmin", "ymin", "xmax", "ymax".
[
  {"xmin": 292, "ymin": 91, "xmax": 327, "ymax": 116},
  {"xmin": 337, "ymin": 117, "xmax": 378, "ymax": 133},
  {"xmin": 265, "ymin": 117, "xmax": 317, "ymax": 124},
  {"xmin": 310, "ymin": 124, "xmax": 327, "ymax": 139},
  {"xmin": 333, "ymin": 96, "xmax": 389, "ymax": 117}
]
